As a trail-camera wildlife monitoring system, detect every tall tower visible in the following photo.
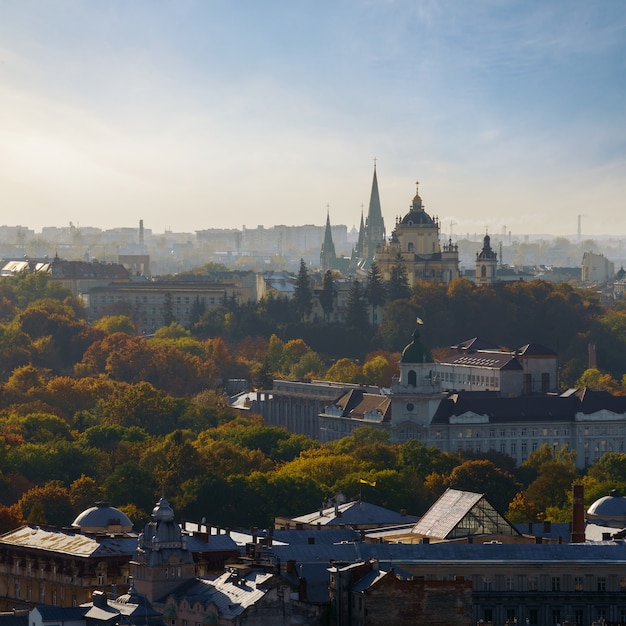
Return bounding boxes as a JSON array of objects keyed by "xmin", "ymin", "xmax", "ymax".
[
  {"xmin": 320, "ymin": 208, "xmax": 337, "ymax": 272},
  {"xmin": 130, "ymin": 497, "xmax": 195, "ymax": 602},
  {"xmin": 365, "ymin": 164, "xmax": 386, "ymax": 263},
  {"xmin": 475, "ymin": 232, "xmax": 498, "ymax": 285}
]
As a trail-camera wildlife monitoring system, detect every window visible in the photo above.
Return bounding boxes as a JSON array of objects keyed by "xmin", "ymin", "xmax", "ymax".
[
  {"xmin": 542, "ymin": 372, "xmax": 550, "ymax": 393},
  {"xmin": 523, "ymin": 373, "xmax": 532, "ymax": 393},
  {"xmin": 528, "ymin": 577, "xmax": 538, "ymax": 591},
  {"xmin": 552, "ymin": 609, "xmax": 561, "ymax": 624},
  {"xmin": 597, "ymin": 576, "xmax": 607, "ymax": 591},
  {"xmin": 483, "ymin": 576, "xmax": 493, "ymax": 591},
  {"xmin": 574, "ymin": 576, "xmax": 583, "ymax": 591},
  {"xmin": 506, "ymin": 576, "xmax": 514, "ymax": 591},
  {"xmin": 484, "ymin": 609, "xmax": 493, "ymax": 623},
  {"xmin": 529, "ymin": 608, "xmax": 538, "ymax": 624},
  {"xmin": 551, "ymin": 576, "xmax": 561, "ymax": 591}
]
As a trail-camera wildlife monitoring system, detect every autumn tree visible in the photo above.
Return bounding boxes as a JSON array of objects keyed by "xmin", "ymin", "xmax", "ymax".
[
  {"xmin": 16, "ymin": 482, "xmax": 75, "ymax": 527},
  {"xmin": 325, "ymin": 358, "xmax": 362, "ymax": 383}
]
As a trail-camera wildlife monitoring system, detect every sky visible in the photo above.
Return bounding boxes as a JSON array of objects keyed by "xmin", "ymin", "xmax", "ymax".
[{"xmin": 1, "ymin": 1, "xmax": 625, "ymax": 238}]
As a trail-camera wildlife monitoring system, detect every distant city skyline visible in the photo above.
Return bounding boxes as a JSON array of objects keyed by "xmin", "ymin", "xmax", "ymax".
[{"xmin": 1, "ymin": 1, "xmax": 625, "ymax": 236}]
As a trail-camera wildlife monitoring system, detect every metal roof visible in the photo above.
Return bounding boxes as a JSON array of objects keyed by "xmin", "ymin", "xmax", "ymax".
[
  {"xmin": 0, "ymin": 525, "xmax": 138, "ymax": 558},
  {"xmin": 291, "ymin": 501, "xmax": 416, "ymax": 527},
  {"xmin": 265, "ymin": 540, "xmax": 626, "ymax": 566}
]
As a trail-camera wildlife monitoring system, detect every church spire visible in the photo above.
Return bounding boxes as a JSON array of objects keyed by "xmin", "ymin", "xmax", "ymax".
[
  {"xmin": 365, "ymin": 162, "xmax": 385, "ymax": 262},
  {"xmin": 320, "ymin": 206, "xmax": 337, "ymax": 272}
]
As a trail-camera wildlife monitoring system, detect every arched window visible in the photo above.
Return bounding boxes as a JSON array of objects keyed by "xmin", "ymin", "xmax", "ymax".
[
  {"xmin": 408, "ymin": 370, "xmax": 417, "ymax": 386},
  {"xmin": 481, "ymin": 265, "xmax": 487, "ymax": 277},
  {"xmin": 408, "ymin": 242, "xmax": 414, "ymax": 252}
]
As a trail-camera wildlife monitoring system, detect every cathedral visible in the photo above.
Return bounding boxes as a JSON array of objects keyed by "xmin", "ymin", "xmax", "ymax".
[
  {"xmin": 374, "ymin": 180, "xmax": 460, "ymax": 285},
  {"xmin": 320, "ymin": 167, "xmax": 460, "ymax": 284}
]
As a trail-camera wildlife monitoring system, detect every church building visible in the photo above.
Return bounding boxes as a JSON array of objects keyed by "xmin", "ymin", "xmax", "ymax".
[{"xmin": 374, "ymin": 181, "xmax": 460, "ymax": 285}]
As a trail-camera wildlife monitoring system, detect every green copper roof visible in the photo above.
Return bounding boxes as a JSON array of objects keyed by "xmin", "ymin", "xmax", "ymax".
[{"xmin": 401, "ymin": 325, "xmax": 433, "ymax": 363}]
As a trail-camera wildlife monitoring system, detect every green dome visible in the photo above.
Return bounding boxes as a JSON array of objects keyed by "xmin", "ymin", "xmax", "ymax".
[{"xmin": 401, "ymin": 326, "xmax": 433, "ymax": 363}]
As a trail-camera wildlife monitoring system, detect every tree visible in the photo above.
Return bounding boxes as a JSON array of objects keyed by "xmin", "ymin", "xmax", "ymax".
[
  {"xmin": 293, "ymin": 259, "xmax": 313, "ymax": 321},
  {"xmin": 325, "ymin": 358, "xmax": 362, "ymax": 383},
  {"xmin": 163, "ymin": 292, "xmax": 176, "ymax": 327},
  {"xmin": 319, "ymin": 270, "xmax": 336, "ymax": 322},
  {"xmin": 446, "ymin": 459, "xmax": 521, "ymax": 513},
  {"xmin": 345, "ymin": 280, "xmax": 369, "ymax": 332},
  {"xmin": 366, "ymin": 261, "xmax": 386, "ymax": 325},
  {"xmin": 523, "ymin": 460, "xmax": 577, "ymax": 513},
  {"xmin": 377, "ymin": 299, "xmax": 421, "ymax": 352},
  {"xmin": 16, "ymin": 482, "xmax": 75, "ymax": 527},
  {"xmin": 69, "ymin": 474, "xmax": 105, "ymax": 512},
  {"xmin": 387, "ymin": 256, "xmax": 411, "ymax": 301},
  {"xmin": 93, "ymin": 315, "xmax": 136, "ymax": 335}
]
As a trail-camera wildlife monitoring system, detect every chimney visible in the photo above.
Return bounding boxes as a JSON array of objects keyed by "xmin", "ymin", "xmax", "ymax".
[
  {"xmin": 139, "ymin": 220, "xmax": 144, "ymax": 245},
  {"xmin": 298, "ymin": 577, "xmax": 308, "ymax": 602},
  {"xmin": 92, "ymin": 590, "xmax": 108, "ymax": 609},
  {"xmin": 571, "ymin": 484, "xmax": 586, "ymax": 543}
]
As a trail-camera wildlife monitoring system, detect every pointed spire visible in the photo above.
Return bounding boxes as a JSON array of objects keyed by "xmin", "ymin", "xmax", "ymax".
[
  {"xmin": 320, "ymin": 205, "xmax": 337, "ymax": 272},
  {"xmin": 355, "ymin": 206, "xmax": 365, "ymax": 258},
  {"xmin": 365, "ymin": 163, "xmax": 385, "ymax": 262}
]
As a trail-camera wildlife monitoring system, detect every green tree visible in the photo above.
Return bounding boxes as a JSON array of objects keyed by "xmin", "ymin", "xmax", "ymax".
[
  {"xmin": 446, "ymin": 459, "xmax": 521, "ymax": 513},
  {"xmin": 93, "ymin": 315, "xmax": 136, "ymax": 335},
  {"xmin": 588, "ymin": 452, "xmax": 626, "ymax": 483},
  {"xmin": 293, "ymin": 259, "xmax": 313, "ymax": 321},
  {"xmin": 387, "ymin": 256, "xmax": 411, "ymax": 301},
  {"xmin": 345, "ymin": 280, "xmax": 369, "ymax": 332},
  {"xmin": 366, "ymin": 261, "xmax": 386, "ymax": 325},
  {"xmin": 163, "ymin": 292, "xmax": 176, "ymax": 327},
  {"xmin": 377, "ymin": 299, "xmax": 421, "ymax": 351},
  {"xmin": 319, "ymin": 270, "xmax": 336, "ymax": 322}
]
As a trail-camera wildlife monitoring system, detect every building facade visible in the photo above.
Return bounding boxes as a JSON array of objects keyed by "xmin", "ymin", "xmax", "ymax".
[{"xmin": 374, "ymin": 181, "xmax": 460, "ymax": 285}]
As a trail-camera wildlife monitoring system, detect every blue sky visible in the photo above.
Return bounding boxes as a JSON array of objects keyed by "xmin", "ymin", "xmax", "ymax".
[{"xmin": 1, "ymin": 0, "xmax": 625, "ymax": 237}]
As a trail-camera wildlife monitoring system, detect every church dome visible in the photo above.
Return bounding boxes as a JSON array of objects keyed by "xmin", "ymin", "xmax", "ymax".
[
  {"xmin": 401, "ymin": 324, "xmax": 433, "ymax": 363},
  {"xmin": 152, "ymin": 496, "xmax": 175, "ymax": 522},
  {"xmin": 72, "ymin": 501, "xmax": 133, "ymax": 533},
  {"xmin": 398, "ymin": 181, "xmax": 435, "ymax": 227},
  {"xmin": 587, "ymin": 489, "xmax": 626, "ymax": 528}
]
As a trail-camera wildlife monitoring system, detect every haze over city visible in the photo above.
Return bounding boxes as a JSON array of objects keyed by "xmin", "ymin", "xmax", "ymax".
[{"xmin": 1, "ymin": 0, "xmax": 625, "ymax": 237}]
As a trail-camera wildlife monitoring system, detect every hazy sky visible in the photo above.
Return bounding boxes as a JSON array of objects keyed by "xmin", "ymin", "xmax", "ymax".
[{"xmin": 1, "ymin": 1, "xmax": 625, "ymax": 237}]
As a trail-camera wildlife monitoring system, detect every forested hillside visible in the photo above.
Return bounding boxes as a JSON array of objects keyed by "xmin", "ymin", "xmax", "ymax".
[{"xmin": 0, "ymin": 271, "xmax": 625, "ymax": 533}]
